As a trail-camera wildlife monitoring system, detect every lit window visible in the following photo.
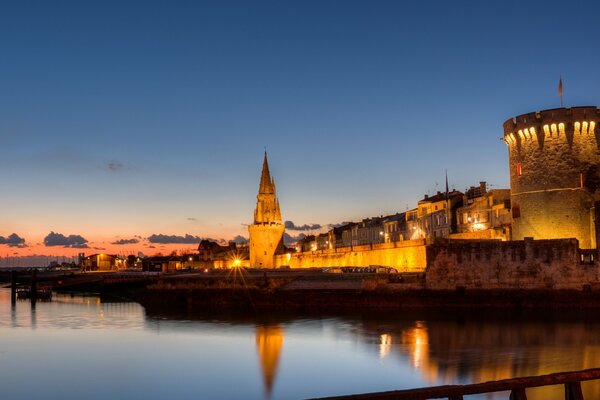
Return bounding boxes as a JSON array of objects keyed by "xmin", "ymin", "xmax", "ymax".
[{"xmin": 516, "ymin": 162, "xmax": 522, "ymax": 176}]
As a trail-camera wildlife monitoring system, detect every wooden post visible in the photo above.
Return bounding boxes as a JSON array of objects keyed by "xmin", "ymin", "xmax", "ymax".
[
  {"xmin": 509, "ymin": 388, "xmax": 527, "ymax": 400},
  {"xmin": 30, "ymin": 269, "xmax": 38, "ymax": 302},
  {"xmin": 565, "ymin": 382, "xmax": 584, "ymax": 400},
  {"xmin": 10, "ymin": 270, "xmax": 17, "ymax": 304}
]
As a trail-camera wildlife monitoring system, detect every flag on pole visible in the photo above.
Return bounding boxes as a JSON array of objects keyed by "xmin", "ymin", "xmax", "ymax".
[
  {"xmin": 558, "ymin": 76, "xmax": 563, "ymax": 107},
  {"xmin": 558, "ymin": 76, "xmax": 563, "ymax": 97}
]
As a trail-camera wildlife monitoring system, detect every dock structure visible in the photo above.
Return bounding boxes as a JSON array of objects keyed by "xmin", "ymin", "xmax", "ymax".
[{"xmin": 314, "ymin": 368, "xmax": 600, "ymax": 400}]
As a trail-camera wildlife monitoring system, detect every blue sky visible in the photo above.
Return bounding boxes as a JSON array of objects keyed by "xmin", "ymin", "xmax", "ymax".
[{"xmin": 2, "ymin": 0, "xmax": 600, "ymax": 255}]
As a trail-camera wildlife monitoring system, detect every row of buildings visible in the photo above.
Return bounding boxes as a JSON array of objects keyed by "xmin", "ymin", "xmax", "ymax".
[
  {"xmin": 296, "ymin": 182, "xmax": 511, "ymax": 252},
  {"xmin": 80, "ymin": 105, "xmax": 600, "ymax": 271},
  {"xmin": 79, "ymin": 239, "xmax": 245, "ymax": 272}
]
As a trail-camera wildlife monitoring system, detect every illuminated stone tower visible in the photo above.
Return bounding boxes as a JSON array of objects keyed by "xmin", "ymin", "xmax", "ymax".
[
  {"xmin": 503, "ymin": 107, "xmax": 600, "ymax": 249},
  {"xmin": 248, "ymin": 152, "xmax": 285, "ymax": 267}
]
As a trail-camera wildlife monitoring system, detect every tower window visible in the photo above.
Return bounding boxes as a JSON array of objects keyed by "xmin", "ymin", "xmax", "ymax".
[{"xmin": 516, "ymin": 162, "xmax": 522, "ymax": 176}]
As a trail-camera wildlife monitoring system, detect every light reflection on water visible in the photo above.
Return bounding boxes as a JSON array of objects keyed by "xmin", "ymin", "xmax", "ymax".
[{"xmin": 2, "ymin": 289, "xmax": 600, "ymax": 399}]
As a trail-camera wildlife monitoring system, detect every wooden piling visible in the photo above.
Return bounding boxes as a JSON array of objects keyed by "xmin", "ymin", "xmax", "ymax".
[
  {"xmin": 10, "ymin": 270, "xmax": 17, "ymax": 304},
  {"xmin": 30, "ymin": 269, "xmax": 38, "ymax": 301}
]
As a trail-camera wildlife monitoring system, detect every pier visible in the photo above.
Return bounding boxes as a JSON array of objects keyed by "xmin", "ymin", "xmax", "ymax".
[{"xmin": 3, "ymin": 270, "xmax": 158, "ymax": 302}]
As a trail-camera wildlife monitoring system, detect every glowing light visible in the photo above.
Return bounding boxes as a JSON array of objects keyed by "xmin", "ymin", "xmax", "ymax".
[
  {"xmin": 472, "ymin": 222, "xmax": 485, "ymax": 231},
  {"xmin": 575, "ymin": 121, "xmax": 581, "ymax": 135},
  {"xmin": 558, "ymin": 123, "xmax": 564, "ymax": 136},
  {"xmin": 232, "ymin": 258, "xmax": 242, "ymax": 267},
  {"xmin": 530, "ymin": 126, "xmax": 536, "ymax": 139},
  {"xmin": 590, "ymin": 121, "xmax": 596, "ymax": 134},
  {"xmin": 583, "ymin": 121, "xmax": 589, "ymax": 135},
  {"xmin": 551, "ymin": 123, "xmax": 557, "ymax": 136},
  {"xmin": 543, "ymin": 124, "xmax": 550, "ymax": 136}
]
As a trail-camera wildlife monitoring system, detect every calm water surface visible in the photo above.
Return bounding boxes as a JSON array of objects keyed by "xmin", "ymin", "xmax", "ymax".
[{"xmin": 2, "ymin": 289, "xmax": 600, "ymax": 399}]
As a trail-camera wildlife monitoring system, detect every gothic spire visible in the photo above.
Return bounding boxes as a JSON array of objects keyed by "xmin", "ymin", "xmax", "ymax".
[{"xmin": 259, "ymin": 150, "xmax": 275, "ymax": 194}]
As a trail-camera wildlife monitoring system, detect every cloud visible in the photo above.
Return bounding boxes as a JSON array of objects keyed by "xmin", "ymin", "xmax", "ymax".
[
  {"xmin": 283, "ymin": 232, "xmax": 306, "ymax": 245},
  {"xmin": 232, "ymin": 235, "xmax": 248, "ymax": 245},
  {"xmin": 107, "ymin": 160, "xmax": 124, "ymax": 171},
  {"xmin": 147, "ymin": 234, "xmax": 202, "ymax": 244},
  {"xmin": 111, "ymin": 238, "xmax": 140, "ymax": 245},
  {"xmin": 329, "ymin": 221, "xmax": 353, "ymax": 229},
  {"xmin": 44, "ymin": 231, "xmax": 89, "ymax": 248},
  {"xmin": 285, "ymin": 221, "xmax": 322, "ymax": 231},
  {"xmin": 187, "ymin": 217, "xmax": 197, "ymax": 221},
  {"xmin": 0, "ymin": 233, "xmax": 27, "ymax": 248}
]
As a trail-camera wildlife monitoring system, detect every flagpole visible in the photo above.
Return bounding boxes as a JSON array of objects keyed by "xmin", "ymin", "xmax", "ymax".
[{"xmin": 559, "ymin": 75, "xmax": 563, "ymax": 108}]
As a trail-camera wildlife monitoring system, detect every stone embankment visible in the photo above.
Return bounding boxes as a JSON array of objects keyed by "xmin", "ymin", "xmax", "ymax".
[{"xmin": 136, "ymin": 268, "xmax": 600, "ymax": 312}]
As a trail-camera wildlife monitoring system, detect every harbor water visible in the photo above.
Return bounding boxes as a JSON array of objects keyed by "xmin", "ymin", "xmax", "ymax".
[{"xmin": 2, "ymin": 289, "xmax": 600, "ymax": 399}]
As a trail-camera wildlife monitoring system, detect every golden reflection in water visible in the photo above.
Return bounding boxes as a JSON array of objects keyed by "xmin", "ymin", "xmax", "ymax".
[
  {"xmin": 400, "ymin": 321, "xmax": 434, "ymax": 380},
  {"xmin": 256, "ymin": 325, "xmax": 284, "ymax": 397},
  {"xmin": 379, "ymin": 333, "xmax": 392, "ymax": 359},
  {"xmin": 390, "ymin": 319, "xmax": 600, "ymax": 399}
]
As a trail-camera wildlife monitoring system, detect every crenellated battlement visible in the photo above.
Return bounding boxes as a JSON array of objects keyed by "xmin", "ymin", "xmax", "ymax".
[
  {"xmin": 503, "ymin": 106, "xmax": 600, "ymax": 147},
  {"xmin": 504, "ymin": 106, "xmax": 600, "ymax": 249}
]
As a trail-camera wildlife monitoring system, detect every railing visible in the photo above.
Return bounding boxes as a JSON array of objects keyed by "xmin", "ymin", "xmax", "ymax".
[{"xmin": 313, "ymin": 368, "xmax": 600, "ymax": 400}]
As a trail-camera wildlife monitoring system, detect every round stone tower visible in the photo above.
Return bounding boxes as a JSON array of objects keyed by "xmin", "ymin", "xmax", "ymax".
[{"xmin": 503, "ymin": 106, "xmax": 600, "ymax": 249}]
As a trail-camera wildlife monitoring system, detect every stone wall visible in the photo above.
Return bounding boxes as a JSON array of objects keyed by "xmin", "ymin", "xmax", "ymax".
[
  {"xmin": 504, "ymin": 107, "xmax": 600, "ymax": 248},
  {"xmin": 248, "ymin": 223, "xmax": 285, "ymax": 268},
  {"xmin": 274, "ymin": 239, "xmax": 427, "ymax": 272},
  {"xmin": 425, "ymin": 238, "xmax": 600, "ymax": 290}
]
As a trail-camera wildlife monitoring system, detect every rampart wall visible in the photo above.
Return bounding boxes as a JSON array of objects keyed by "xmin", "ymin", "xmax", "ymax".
[
  {"xmin": 425, "ymin": 239, "xmax": 599, "ymax": 290},
  {"xmin": 274, "ymin": 239, "xmax": 428, "ymax": 272}
]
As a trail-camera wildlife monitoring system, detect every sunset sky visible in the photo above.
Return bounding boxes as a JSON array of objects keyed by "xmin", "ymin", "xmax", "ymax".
[{"xmin": 2, "ymin": 0, "xmax": 600, "ymax": 262}]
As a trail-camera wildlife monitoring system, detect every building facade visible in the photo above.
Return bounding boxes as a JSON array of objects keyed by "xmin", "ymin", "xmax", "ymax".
[
  {"xmin": 455, "ymin": 183, "xmax": 511, "ymax": 240},
  {"xmin": 415, "ymin": 191, "xmax": 463, "ymax": 239},
  {"xmin": 248, "ymin": 152, "xmax": 285, "ymax": 267}
]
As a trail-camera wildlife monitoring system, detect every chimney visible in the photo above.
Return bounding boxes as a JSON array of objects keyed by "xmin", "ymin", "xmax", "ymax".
[{"xmin": 480, "ymin": 181, "xmax": 487, "ymax": 195}]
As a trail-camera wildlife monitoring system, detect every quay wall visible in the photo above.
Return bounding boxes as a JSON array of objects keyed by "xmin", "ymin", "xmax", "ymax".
[
  {"xmin": 274, "ymin": 239, "xmax": 428, "ymax": 272},
  {"xmin": 426, "ymin": 239, "xmax": 600, "ymax": 290}
]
